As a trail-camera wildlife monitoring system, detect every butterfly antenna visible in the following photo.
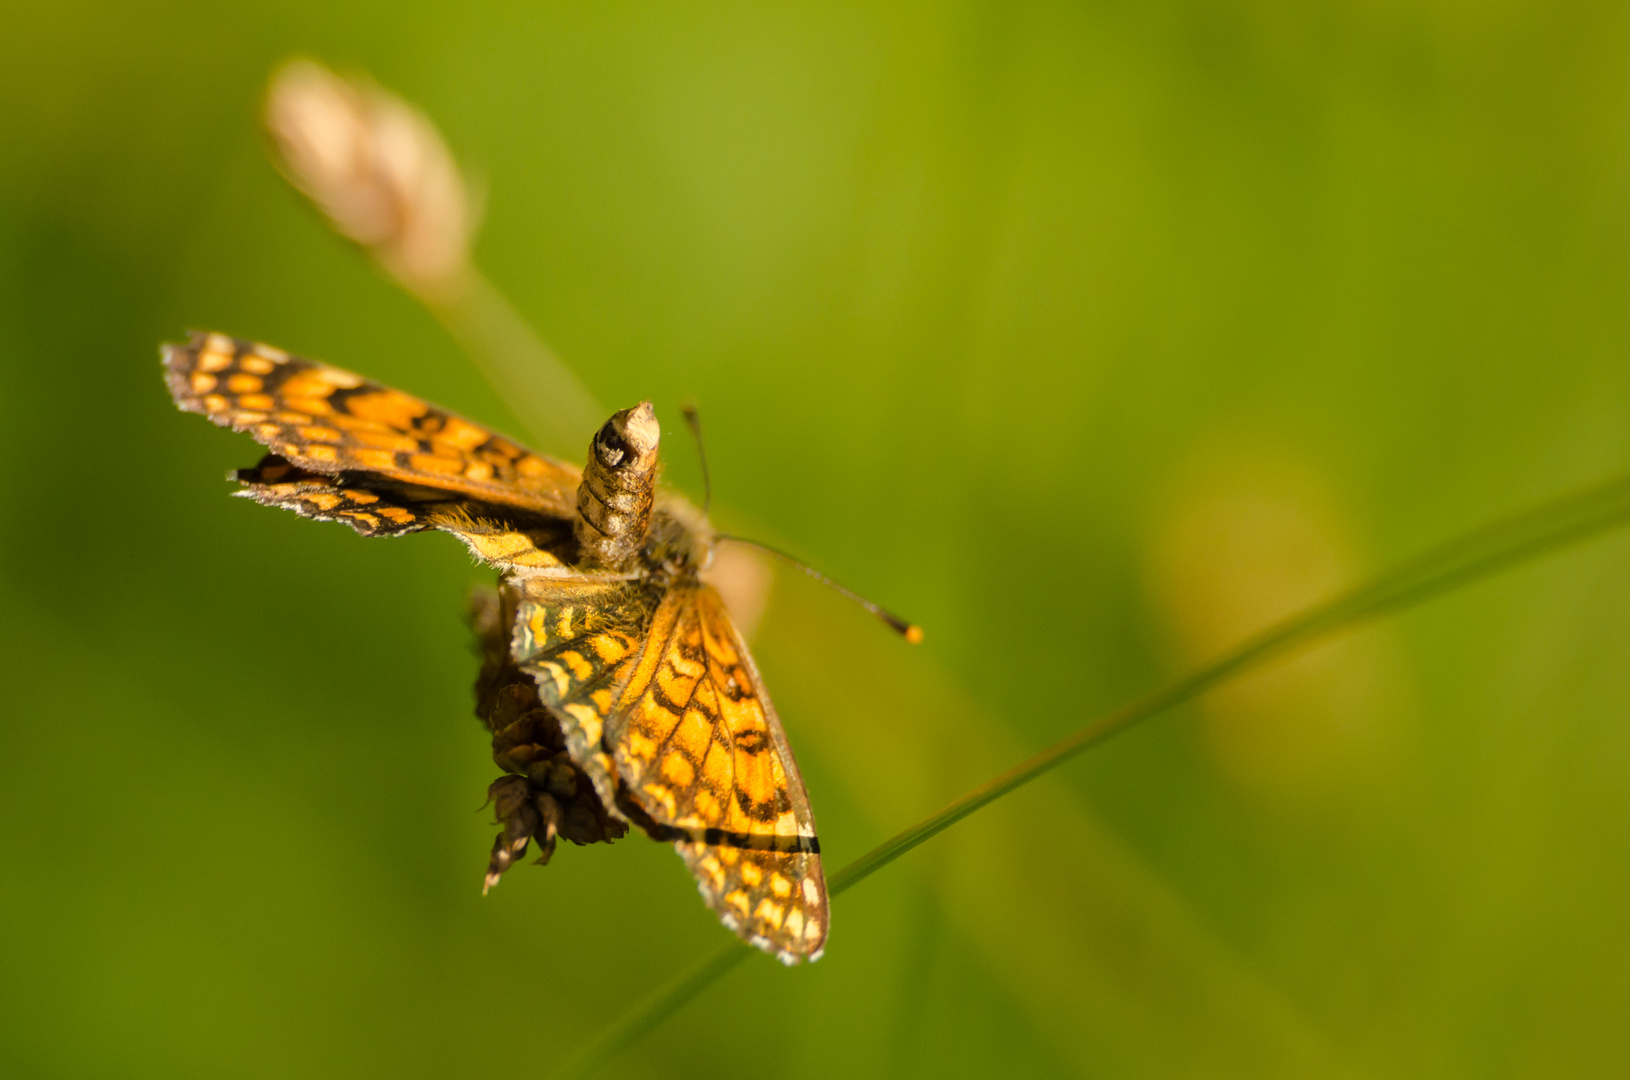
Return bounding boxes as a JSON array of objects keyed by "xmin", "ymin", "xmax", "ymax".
[
  {"xmin": 680, "ymin": 402, "xmax": 712, "ymax": 514},
  {"xmin": 714, "ymin": 535, "xmax": 923, "ymax": 643}
]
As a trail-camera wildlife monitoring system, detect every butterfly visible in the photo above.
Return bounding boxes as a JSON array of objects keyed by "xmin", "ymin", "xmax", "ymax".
[{"xmin": 164, "ymin": 331, "xmax": 828, "ymax": 964}]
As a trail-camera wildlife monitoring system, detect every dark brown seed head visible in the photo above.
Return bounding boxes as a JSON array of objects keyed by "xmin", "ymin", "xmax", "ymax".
[{"xmin": 469, "ymin": 584, "xmax": 629, "ymax": 893}]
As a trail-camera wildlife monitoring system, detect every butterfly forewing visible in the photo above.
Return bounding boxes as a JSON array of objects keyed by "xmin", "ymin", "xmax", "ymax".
[
  {"xmin": 610, "ymin": 583, "xmax": 828, "ymax": 962},
  {"xmin": 164, "ymin": 331, "xmax": 582, "ymax": 515}
]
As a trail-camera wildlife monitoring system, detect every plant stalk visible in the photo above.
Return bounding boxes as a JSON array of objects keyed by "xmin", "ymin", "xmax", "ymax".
[{"xmin": 551, "ymin": 467, "xmax": 1630, "ymax": 1078}]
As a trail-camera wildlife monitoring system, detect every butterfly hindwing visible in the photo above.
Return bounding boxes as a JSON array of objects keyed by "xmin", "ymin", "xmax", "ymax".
[
  {"xmin": 231, "ymin": 453, "xmax": 429, "ymax": 537},
  {"xmin": 510, "ymin": 576, "xmax": 664, "ymax": 817},
  {"xmin": 609, "ymin": 582, "xmax": 828, "ymax": 962},
  {"xmin": 228, "ymin": 451, "xmax": 578, "ymax": 570}
]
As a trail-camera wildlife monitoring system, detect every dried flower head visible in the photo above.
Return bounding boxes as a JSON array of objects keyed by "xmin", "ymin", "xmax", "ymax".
[
  {"xmin": 265, "ymin": 59, "xmax": 473, "ymax": 299},
  {"xmin": 470, "ymin": 584, "xmax": 627, "ymax": 893}
]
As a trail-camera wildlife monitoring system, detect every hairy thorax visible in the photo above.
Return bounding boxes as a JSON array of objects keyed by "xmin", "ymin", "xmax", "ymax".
[{"xmin": 641, "ymin": 495, "xmax": 714, "ymax": 578}]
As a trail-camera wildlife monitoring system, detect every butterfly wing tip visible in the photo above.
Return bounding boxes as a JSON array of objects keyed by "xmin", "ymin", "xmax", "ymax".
[{"xmin": 160, "ymin": 348, "xmax": 195, "ymax": 405}]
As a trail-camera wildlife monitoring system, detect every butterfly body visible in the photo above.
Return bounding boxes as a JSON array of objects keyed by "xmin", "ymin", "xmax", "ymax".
[{"xmin": 165, "ymin": 332, "xmax": 827, "ymax": 963}]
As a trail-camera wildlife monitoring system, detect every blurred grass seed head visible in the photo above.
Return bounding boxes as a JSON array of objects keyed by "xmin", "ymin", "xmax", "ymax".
[{"xmin": 265, "ymin": 59, "xmax": 474, "ymax": 301}]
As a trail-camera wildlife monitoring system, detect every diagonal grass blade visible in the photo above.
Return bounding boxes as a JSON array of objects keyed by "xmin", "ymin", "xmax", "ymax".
[{"xmin": 552, "ymin": 467, "xmax": 1630, "ymax": 1078}]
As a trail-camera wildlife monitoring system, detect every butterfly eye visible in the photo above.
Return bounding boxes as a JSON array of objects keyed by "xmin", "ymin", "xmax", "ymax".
[{"xmin": 595, "ymin": 422, "xmax": 629, "ymax": 468}]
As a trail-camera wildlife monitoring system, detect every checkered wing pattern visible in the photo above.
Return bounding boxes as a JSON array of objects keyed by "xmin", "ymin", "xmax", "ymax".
[
  {"xmin": 166, "ymin": 330, "xmax": 833, "ymax": 963},
  {"xmin": 611, "ymin": 583, "xmax": 828, "ymax": 963},
  {"xmin": 509, "ymin": 576, "xmax": 662, "ymax": 817},
  {"xmin": 164, "ymin": 332, "xmax": 580, "ymax": 570}
]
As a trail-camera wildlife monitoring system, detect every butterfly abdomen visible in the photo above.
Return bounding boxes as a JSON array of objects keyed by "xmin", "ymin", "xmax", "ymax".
[{"xmin": 574, "ymin": 402, "xmax": 660, "ymax": 570}]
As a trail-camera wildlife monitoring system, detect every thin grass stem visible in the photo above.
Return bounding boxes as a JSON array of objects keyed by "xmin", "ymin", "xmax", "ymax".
[
  {"xmin": 551, "ymin": 944, "xmax": 748, "ymax": 1080},
  {"xmin": 426, "ymin": 267, "xmax": 607, "ymax": 458},
  {"xmin": 551, "ymin": 467, "xmax": 1630, "ymax": 1078},
  {"xmin": 831, "ymin": 469, "xmax": 1630, "ymax": 893}
]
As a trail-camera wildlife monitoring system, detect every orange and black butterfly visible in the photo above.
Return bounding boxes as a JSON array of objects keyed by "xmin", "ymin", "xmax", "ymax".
[{"xmin": 164, "ymin": 331, "xmax": 831, "ymax": 963}]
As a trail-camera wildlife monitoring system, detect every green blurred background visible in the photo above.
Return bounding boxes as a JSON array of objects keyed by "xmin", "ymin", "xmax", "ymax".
[{"xmin": 5, "ymin": 1, "xmax": 1630, "ymax": 1077}]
